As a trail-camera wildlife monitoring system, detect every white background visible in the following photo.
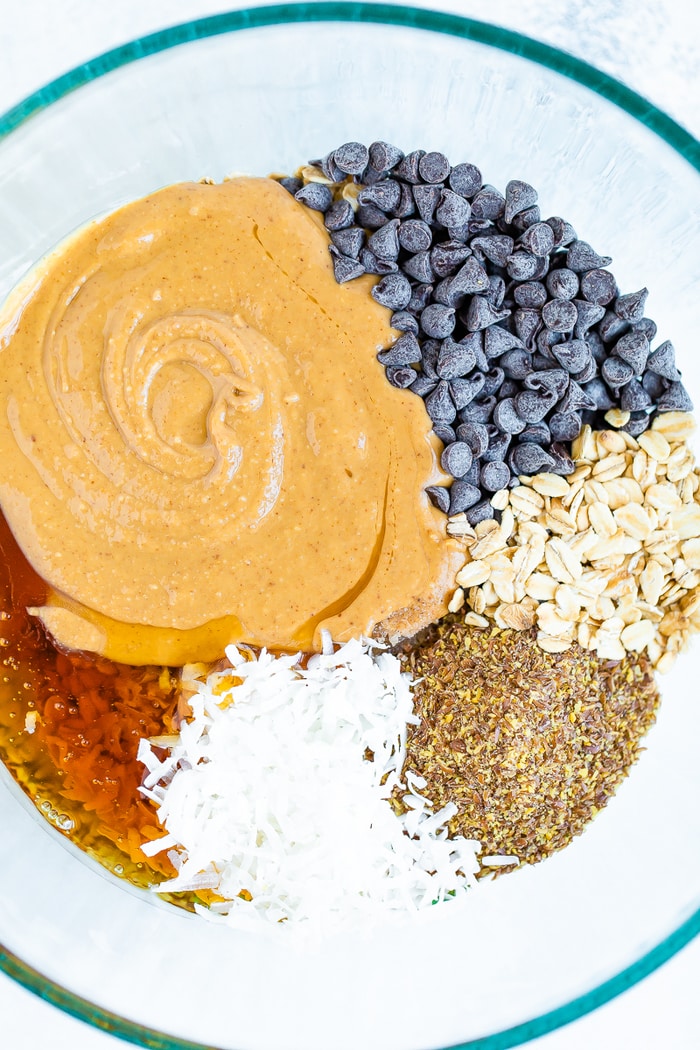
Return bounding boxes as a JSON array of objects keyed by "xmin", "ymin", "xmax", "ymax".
[{"xmin": 0, "ymin": 1, "xmax": 698, "ymax": 1048}]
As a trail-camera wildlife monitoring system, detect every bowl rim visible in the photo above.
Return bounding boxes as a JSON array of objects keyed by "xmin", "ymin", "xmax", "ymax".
[{"xmin": 0, "ymin": 4, "xmax": 698, "ymax": 1049}]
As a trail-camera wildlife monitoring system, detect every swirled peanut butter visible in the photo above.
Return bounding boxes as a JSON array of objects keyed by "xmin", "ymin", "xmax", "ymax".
[{"xmin": 0, "ymin": 178, "xmax": 460, "ymax": 664}]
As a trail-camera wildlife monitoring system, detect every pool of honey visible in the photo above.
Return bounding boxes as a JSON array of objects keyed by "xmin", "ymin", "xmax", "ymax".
[{"xmin": 0, "ymin": 512, "xmax": 182, "ymax": 896}]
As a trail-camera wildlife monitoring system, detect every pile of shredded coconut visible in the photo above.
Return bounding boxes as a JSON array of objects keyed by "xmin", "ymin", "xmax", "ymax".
[{"xmin": 138, "ymin": 636, "xmax": 482, "ymax": 930}]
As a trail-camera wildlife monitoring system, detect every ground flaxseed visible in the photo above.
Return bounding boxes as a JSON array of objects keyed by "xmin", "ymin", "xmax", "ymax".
[{"xmin": 396, "ymin": 623, "xmax": 659, "ymax": 866}]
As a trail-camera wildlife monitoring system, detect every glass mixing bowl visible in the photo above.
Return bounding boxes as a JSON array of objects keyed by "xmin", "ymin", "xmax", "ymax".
[{"xmin": 0, "ymin": 5, "xmax": 699, "ymax": 1049}]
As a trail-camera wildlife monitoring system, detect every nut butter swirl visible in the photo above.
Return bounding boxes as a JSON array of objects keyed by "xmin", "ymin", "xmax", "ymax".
[{"xmin": 0, "ymin": 178, "xmax": 460, "ymax": 663}]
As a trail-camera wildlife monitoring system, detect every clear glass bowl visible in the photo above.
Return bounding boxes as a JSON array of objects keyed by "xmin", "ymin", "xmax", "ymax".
[{"xmin": 0, "ymin": 5, "xmax": 699, "ymax": 1049}]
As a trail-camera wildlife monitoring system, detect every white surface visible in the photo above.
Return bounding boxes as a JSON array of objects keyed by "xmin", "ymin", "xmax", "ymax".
[{"xmin": 0, "ymin": 1, "xmax": 698, "ymax": 1048}]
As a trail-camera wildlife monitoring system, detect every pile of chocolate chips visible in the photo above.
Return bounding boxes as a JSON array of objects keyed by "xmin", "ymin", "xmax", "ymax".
[{"xmin": 283, "ymin": 142, "xmax": 693, "ymax": 524}]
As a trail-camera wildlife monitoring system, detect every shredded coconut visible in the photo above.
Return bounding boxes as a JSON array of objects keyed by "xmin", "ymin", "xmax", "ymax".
[{"xmin": 138, "ymin": 638, "xmax": 482, "ymax": 930}]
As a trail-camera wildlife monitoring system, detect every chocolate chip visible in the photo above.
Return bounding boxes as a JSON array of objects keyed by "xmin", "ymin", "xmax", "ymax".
[
  {"xmin": 466, "ymin": 499, "xmax": 496, "ymax": 526},
  {"xmin": 430, "ymin": 240, "xmax": 473, "ymax": 277},
  {"xmin": 368, "ymin": 141, "xmax": 404, "ymax": 172},
  {"xmin": 524, "ymin": 369, "xmax": 569, "ymax": 399},
  {"xmin": 481, "ymin": 367, "xmax": 505, "ymax": 397},
  {"xmin": 317, "ymin": 152, "xmax": 345, "ymax": 182},
  {"xmin": 377, "ymin": 331, "xmax": 421, "ymax": 367},
  {"xmin": 426, "ymin": 485, "xmax": 451, "ymax": 513},
  {"xmin": 425, "ymin": 380, "xmax": 457, "ymax": 423},
  {"xmin": 330, "ymin": 141, "xmax": 367, "ymax": 175},
  {"xmin": 450, "ymin": 374, "xmax": 486, "ymax": 409},
  {"xmin": 398, "ymin": 219, "xmax": 433, "ymax": 253},
  {"xmin": 436, "ymin": 338, "xmax": 477, "ymax": 380},
  {"xmin": 598, "ymin": 309, "xmax": 629, "ymax": 343},
  {"xmin": 465, "ymin": 297, "xmax": 510, "ymax": 331},
  {"xmin": 441, "ymin": 441, "xmax": 473, "ymax": 478},
  {"xmin": 470, "ymin": 234, "xmax": 514, "ymax": 268},
  {"xmin": 513, "ymin": 282, "xmax": 547, "ymax": 309},
  {"xmin": 520, "ymin": 421, "xmax": 551, "ymax": 444},
  {"xmin": 459, "ymin": 395, "xmax": 496, "ymax": 423},
  {"xmin": 613, "ymin": 330, "xmax": 649, "ymax": 374},
  {"xmin": 620, "ymin": 380, "xmax": 652, "ymax": 412},
  {"xmin": 435, "ymin": 188, "xmax": 471, "ymax": 229},
  {"xmin": 542, "ymin": 299, "xmax": 578, "ymax": 332},
  {"xmin": 368, "ymin": 219, "xmax": 400, "ymax": 261},
  {"xmin": 371, "ymin": 272, "xmax": 412, "ymax": 310},
  {"xmin": 546, "ymin": 268, "xmax": 579, "ymax": 300},
  {"xmin": 448, "ymin": 480, "xmax": 481, "ymax": 514},
  {"xmin": 504, "ymin": 179, "xmax": 538, "ymax": 224},
  {"xmin": 420, "ymin": 339, "xmax": 440, "ymax": 378},
  {"xmin": 513, "ymin": 308, "xmax": 542, "ymax": 347},
  {"xmin": 566, "ymin": 240, "xmax": 613, "ymax": 271},
  {"xmin": 558, "ymin": 379, "xmax": 597, "ymax": 413},
  {"xmin": 385, "ymin": 183, "xmax": 411, "ymax": 220},
  {"xmin": 391, "ymin": 310, "xmax": 420, "ymax": 334},
  {"xmin": 493, "ymin": 398, "xmax": 526, "ymax": 434},
  {"xmin": 601, "ymin": 356, "xmax": 635, "ymax": 388},
  {"xmin": 403, "ymin": 251, "xmax": 435, "ymax": 284},
  {"xmin": 571, "ymin": 356, "xmax": 598, "ymax": 384},
  {"xmin": 551, "ymin": 339, "xmax": 589, "ymax": 374},
  {"xmin": 481, "ymin": 428, "xmax": 511, "ymax": 463},
  {"xmin": 582, "ymin": 377, "xmax": 615, "ymax": 410},
  {"xmin": 501, "ymin": 349, "xmax": 533, "ymax": 380},
  {"xmin": 647, "ymin": 339, "xmax": 680, "ymax": 381},
  {"xmin": 410, "ymin": 374, "xmax": 438, "ymax": 398},
  {"xmin": 407, "ymin": 282, "xmax": 434, "ymax": 313},
  {"xmin": 518, "ymin": 222, "xmax": 555, "ymax": 257},
  {"xmin": 471, "ymin": 186, "xmax": 506, "ymax": 221},
  {"xmin": 548, "ymin": 411, "xmax": 582, "ymax": 442},
  {"xmin": 641, "ymin": 371, "xmax": 667, "ymax": 401},
  {"xmin": 417, "ymin": 151, "xmax": 450, "ymax": 184},
  {"xmin": 621, "ymin": 413, "xmax": 652, "ymax": 437},
  {"xmin": 545, "ymin": 217, "xmax": 577, "ymax": 246},
  {"xmin": 358, "ymin": 181, "xmax": 401, "ymax": 213},
  {"xmin": 509, "ymin": 443, "xmax": 555, "ymax": 475},
  {"xmin": 330, "ymin": 226, "xmax": 364, "ymax": 258},
  {"xmin": 514, "ymin": 389, "xmax": 556, "ymax": 423},
  {"xmin": 323, "ymin": 199, "xmax": 355, "ymax": 232},
  {"xmin": 329, "ymin": 248, "xmax": 365, "ymax": 283},
  {"xmin": 580, "ymin": 268, "xmax": 617, "ymax": 305},
  {"xmin": 548, "ymin": 442, "xmax": 575, "ymax": 475},
  {"xmin": 614, "ymin": 287, "xmax": 648, "ymax": 322},
  {"xmin": 461, "ymin": 331, "xmax": 489, "ymax": 372},
  {"xmin": 433, "ymin": 423, "xmax": 456, "ymax": 445},
  {"xmin": 357, "ymin": 204, "xmax": 390, "ymax": 229},
  {"xmin": 359, "ymin": 249, "xmax": 397, "ymax": 275},
  {"xmin": 449, "ymin": 162, "xmax": 483, "ymax": 198},
  {"xmin": 385, "ymin": 364, "xmax": 418, "ymax": 389},
  {"xmin": 658, "ymin": 381, "xmax": 694, "ymax": 412},
  {"xmin": 511, "ymin": 206, "xmax": 542, "ymax": 232},
  {"xmin": 456, "ymin": 421, "xmax": 489, "ymax": 457},
  {"xmin": 295, "ymin": 183, "xmax": 333, "ymax": 212},
  {"xmin": 413, "ymin": 184, "xmax": 442, "ymax": 224},
  {"xmin": 486, "ymin": 327, "xmax": 524, "ymax": 361},
  {"xmin": 421, "ymin": 303, "xmax": 456, "ymax": 339},
  {"xmin": 481, "ymin": 460, "xmax": 510, "ymax": 492},
  {"xmin": 279, "ymin": 176, "xmax": 303, "ymax": 195},
  {"xmin": 573, "ymin": 300, "xmax": 606, "ymax": 338},
  {"xmin": 506, "ymin": 252, "xmax": 539, "ymax": 281},
  {"xmin": 633, "ymin": 317, "xmax": 657, "ymax": 343}
]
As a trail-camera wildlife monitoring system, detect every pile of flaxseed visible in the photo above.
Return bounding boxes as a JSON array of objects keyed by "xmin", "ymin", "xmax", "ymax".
[{"xmin": 397, "ymin": 623, "xmax": 659, "ymax": 865}]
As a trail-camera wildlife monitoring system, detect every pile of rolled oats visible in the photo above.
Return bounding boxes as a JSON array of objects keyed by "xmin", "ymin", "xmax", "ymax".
[{"xmin": 447, "ymin": 411, "xmax": 700, "ymax": 671}]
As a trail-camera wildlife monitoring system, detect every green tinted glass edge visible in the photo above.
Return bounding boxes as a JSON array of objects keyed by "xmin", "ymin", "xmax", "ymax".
[{"xmin": 0, "ymin": 4, "xmax": 698, "ymax": 1049}]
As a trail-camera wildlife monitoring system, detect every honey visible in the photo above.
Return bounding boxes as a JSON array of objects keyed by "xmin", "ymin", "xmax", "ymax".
[{"xmin": 0, "ymin": 512, "xmax": 177, "ymax": 890}]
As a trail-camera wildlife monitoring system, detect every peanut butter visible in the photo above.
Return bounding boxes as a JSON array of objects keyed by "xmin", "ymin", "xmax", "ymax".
[{"xmin": 0, "ymin": 178, "xmax": 460, "ymax": 664}]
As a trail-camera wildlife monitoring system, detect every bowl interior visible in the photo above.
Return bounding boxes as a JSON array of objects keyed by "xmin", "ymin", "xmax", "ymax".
[{"xmin": 0, "ymin": 9, "xmax": 699, "ymax": 1050}]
